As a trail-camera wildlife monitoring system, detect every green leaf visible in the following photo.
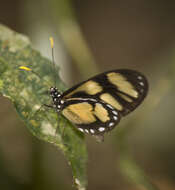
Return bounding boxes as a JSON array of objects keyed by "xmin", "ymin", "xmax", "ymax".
[{"xmin": 0, "ymin": 24, "xmax": 87, "ymax": 190}]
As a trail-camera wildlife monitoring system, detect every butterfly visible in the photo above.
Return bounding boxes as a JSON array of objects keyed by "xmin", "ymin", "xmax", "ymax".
[
  {"xmin": 20, "ymin": 38, "xmax": 148, "ymax": 141},
  {"xmin": 48, "ymin": 69, "xmax": 148, "ymax": 140}
]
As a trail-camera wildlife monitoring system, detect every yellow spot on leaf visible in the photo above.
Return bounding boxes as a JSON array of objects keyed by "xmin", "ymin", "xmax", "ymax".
[{"xmin": 30, "ymin": 120, "xmax": 38, "ymax": 126}]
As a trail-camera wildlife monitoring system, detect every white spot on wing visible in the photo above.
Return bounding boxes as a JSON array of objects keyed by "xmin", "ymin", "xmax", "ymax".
[
  {"xmin": 112, "ymin": 110, "xmax": 118, "ymax": 115},
  {"xmin": 106, "ymin": 104, "xmax": 114, "ymax": 109},
  {"xmin": 98, "ymin": 127, "xmax": 105, "ymax": 132},
  {"xmin": 60, "ymin": 100, "xmax": 64, "ymax": 104},
  {"xmin": 109, "ymin": 122, "xmax": 114, "ymax": 127},
  {"xmin": 113, "ymin": 116, "xmax": 118, "ymax": 120},
  {"xmin": 85, "ymin": 129, "xmax": 89, "ymax": 133},
  {"xmin": 139, "ymin": 82, "xmax": 144, "ymax": 86},
  {"xmin": 138, "ymin": 76, "xmax": 142, "ymax": 80},
  {"xmin": 78, "ymin": 128, "xmax": 84, "ymax": 132},
  {"xmin": 90, "ymin": 129, "xmax": 95, "ymax": 133},
  {"xmin": 90, "ymin": 99, "xmax": 97, "ymax": 102}
]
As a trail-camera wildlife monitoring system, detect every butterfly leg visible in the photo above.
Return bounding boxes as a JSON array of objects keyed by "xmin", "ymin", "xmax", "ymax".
[
  {"xmin": 35, "ymin": 104, "xmax": 54, "ymax": 118},
  {"xmin": 27, "ymin": 104, "xmax": 54, "ymax": 122},
  {"xmin": 55, "ymin": 114, "xmax": 66, "ymax": 138},
  {"xmin": 55, "ymin": 113, "xmax": 61, "ymax": 135},
  {"xmin": 61, "ymin": 121, "xmax": 66, "ymax": 138},
  {"xmin": 43, "ymin": 104, "xmax": 54, "ymax": 108},
  {"xmin": 26, "ymin": 104, "xmax": 44, "ymax": 120}
]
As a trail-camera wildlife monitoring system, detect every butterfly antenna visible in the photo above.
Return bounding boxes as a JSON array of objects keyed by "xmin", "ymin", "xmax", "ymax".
[
  {"xmin": 49, "ymin": 37, "xmax": 57, "ymax": 87},
  {"xmin": 19, "ymin": 66, "xmax": 51, "ymax": 87}
]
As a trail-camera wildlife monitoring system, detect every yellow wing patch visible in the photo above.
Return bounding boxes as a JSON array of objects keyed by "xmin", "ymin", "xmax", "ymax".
[
  {"xmin": 100, "ymin": 93, "xmax": 123, "ymax": 110},
  {"xmin": 107, "ymin": 72, "xmax": 138, "ymax": 98},
  {"xmin": 94, "ymin": 103, "xmax": 110, "ymax": 122},
  {"xmin": 62, "ymin": 102, "xmax": 96, "ymax": 124},
  {"xmin": 117, "ymin": 92, "xmax": 133, "ymax": 102},
  {"xmin": 65, "ymin": 80, "xmax": 102, "ymax": 97},
  {"xmin": 62, "ymin": 102, "xmax": 110, "ymax": 125}
]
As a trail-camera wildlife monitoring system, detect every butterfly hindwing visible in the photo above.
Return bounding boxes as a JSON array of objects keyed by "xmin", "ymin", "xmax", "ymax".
[
  {"xmin": 62, "ymin": 69, "xmax": 148, "ymax": 117},
  {"xmin": 61, "ymin": 98, "xmax": 121, "ymax": 135}
]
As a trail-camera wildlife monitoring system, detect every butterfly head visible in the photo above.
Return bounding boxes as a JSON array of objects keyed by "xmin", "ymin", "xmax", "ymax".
[{"xmin": 50, "ymin": 87, "xmax": 64, "ymax": 112}]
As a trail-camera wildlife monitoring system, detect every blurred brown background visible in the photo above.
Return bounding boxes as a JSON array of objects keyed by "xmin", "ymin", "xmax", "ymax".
[{"xmin": 1, "ymin": 0, "xmax": 175, "ymax": 189}]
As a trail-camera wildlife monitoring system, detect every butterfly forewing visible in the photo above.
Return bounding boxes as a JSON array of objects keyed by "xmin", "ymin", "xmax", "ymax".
[{"xmin": 62, "ymin": 69, "xmax": 148, "ymax": 117}]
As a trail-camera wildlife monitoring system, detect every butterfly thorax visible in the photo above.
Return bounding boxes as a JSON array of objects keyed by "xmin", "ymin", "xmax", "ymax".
[{"xmin": 50, "ymin": 87, "xmax": 64, "ymax": 112}]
